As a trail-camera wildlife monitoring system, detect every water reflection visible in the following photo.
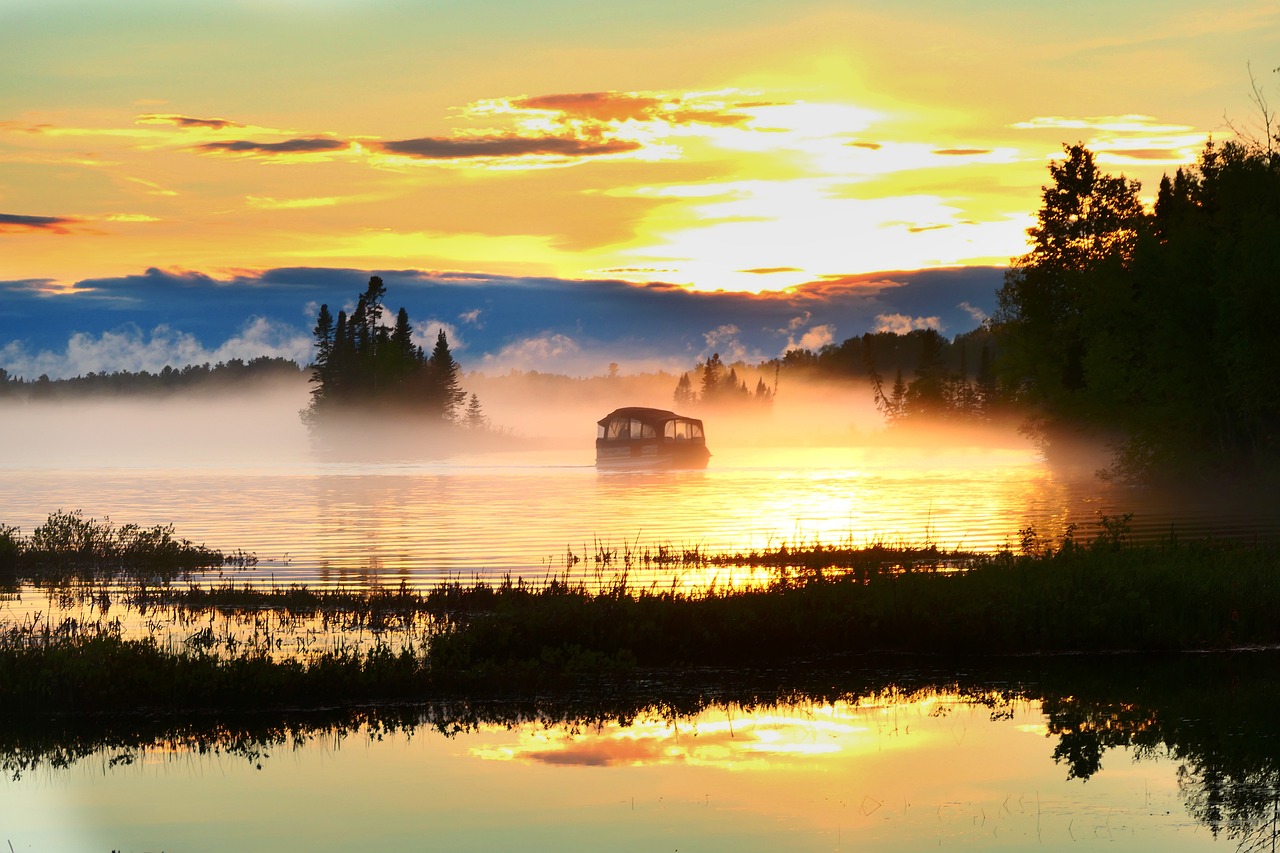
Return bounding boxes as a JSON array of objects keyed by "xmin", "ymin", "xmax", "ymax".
[
  {"xmin": 3, "ymin": 654, "xmax": 1277, "ymax": 851},
  {"xmin": 7, "ymin": 446, "xmax": 1279, "ymax": 597}
]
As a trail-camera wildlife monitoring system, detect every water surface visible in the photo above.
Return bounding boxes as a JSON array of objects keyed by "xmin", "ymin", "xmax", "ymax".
[{"xmin": 6, "ymin": 444, "xmax": 1271, "ymax": 592}]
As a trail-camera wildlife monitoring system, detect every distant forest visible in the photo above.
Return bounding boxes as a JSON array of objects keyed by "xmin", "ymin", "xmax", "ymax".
[{"xmin": 0, "ymin": 357, "xmax": 303, "ymax": 401}]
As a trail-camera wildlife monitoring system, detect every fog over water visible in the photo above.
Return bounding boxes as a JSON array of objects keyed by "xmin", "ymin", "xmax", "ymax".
[{"xmin": 2, "ymin": 371, "xmax": 1277, "ymax": 590}]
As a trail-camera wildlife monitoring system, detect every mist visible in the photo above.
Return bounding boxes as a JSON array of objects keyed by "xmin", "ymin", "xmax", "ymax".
[
  {"xmin": 0, "ymin": 376, "xmax": 313, "ymax": 470},
  {"xmin": 0, "ymin": 364, "xmax": 1042, "ymax": 471}
]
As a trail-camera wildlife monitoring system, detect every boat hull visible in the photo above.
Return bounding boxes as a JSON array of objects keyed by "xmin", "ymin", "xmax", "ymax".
[{"xmin": 595, "ymin": 439, "xmax": 710, "ymax": 469}]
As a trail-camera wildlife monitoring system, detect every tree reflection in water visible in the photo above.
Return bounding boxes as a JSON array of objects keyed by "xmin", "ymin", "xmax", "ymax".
[{"xmin": 4, "ymin": 652, "xmax": 1279, "ymax": 849}]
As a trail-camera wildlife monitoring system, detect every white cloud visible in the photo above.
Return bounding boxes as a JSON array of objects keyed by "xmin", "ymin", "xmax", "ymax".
[
  {"xmin": 0, "ymin": 318, "xmax": 311, "ymax": 380},
  {"xmin": 413, "ymin": 318, "xmax": 464, "ymax": 353},
  {"xmin": 778, "ymin": 312, "xmax": 812, "ymax": 334},
  {"xmin": 874, "ymin": 313, "xmax": 942, "ymax": 335},
  {"xmin": 958, "ymin": 301, "xmax": 988, "ymax": 326},
  {"xmin": 479, "ymin": 334, "xmax": 586, "ymax": 374},
  {"xmin": 701, "ymin": 324, "xmax": 754, "ymax": 363},
  {"xmin": 787, "ymin": 323, "xmax": 835, "ymax": 352}
]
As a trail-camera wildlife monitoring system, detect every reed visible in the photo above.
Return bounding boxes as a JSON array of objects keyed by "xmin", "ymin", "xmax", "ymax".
[
  {"xmin": 4, "ymin": 515, "xmax": 1280, "ymax": 715},
  {"xmin": 1, "ymin": 510, "xmax": 254, "ymax": 586}
]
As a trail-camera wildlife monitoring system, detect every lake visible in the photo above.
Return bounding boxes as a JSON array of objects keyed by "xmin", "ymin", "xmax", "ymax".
[
  {"xmin": 3, "ymin": 392, "xmax": 1279, "ymax": 850},
  {"xmin": 4, "ymin": 443, "xmax": 1276, "ymax": 594},
  {"xmin": 3, "ymin": 654, "xmax": 1278, "ymax": 852}
]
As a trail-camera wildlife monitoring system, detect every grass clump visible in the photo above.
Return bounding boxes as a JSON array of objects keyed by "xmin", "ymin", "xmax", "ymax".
[{"xmin": 1, "ymin": 509, "xmax": 255, "ymax": 585}]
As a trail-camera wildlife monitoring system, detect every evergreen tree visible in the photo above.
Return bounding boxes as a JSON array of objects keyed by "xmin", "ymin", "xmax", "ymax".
[
  {"xmin": 464, "ymin": 393, "xmax": 487, "ymax": 430},
  {"xmin": 309, "ymin": 304, "xmax": 335, "ymax": 411},
  {"xmin": 303, "ymin": 278, "xmax": 470, "ymax": 429},
  {"xmin": 673, "ymin": 372, "xmax": 694, "ymax": 407},
  {"xmin": 426, "ymin": 329, "xmax": 466, "ymax": 422},
  {"xmin": 700, "ymin": 353, "xmax": 725, "ymax": 401}
]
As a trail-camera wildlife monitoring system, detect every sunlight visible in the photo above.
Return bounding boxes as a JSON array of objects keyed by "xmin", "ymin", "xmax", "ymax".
[{"xmin": 469, "ymin": 699, "xmax": 936, "ymax": 770}]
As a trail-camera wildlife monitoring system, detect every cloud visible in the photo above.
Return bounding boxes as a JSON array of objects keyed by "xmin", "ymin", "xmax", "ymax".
[
  {"xmin": 378, "ymin": 135, "xmax": 640, "ymax": 160},
  {"xmin": 1, "ymin": 265, "xmax": 1003, "ymax": 379},
  {"xmin": 0, "ymin": 213, "xmax": 80, "ymax": 235},
  {"xmin": 480, "ymin": 333, "xmax": 583, "ymax": 373},
  {"xmin": 247, "ymin": 195, "xmax": 344, "ymax": 209},
  {"xmin": 959, "ymin": 301, "xmax": 989, "ymax": 325},
  {"xmin": 1012, "ymin": 115, "xmax": 1192, "ymax": 133},
  {"xmin": 412, "ymin": 317, "xmax": 465, "ymax": 354},
  {"xmin": 847, "ymin": 141, "xmax": 883, "ymax": 150},
  {"xmin": 788, "ymin": 323, "xmax": 835, "ymax": 352},
  {"xmin": 99, "ymin": 213, "xmax": 161, "ymax": 223},
  {"xmin": 510, "ymin": 91, "xmax": 753, "ymax": 127},
  {"xmin": 194, "ymin": 137, "xmax": 349, "ymax": 156},
  {"xmin": 513, "ymin": 92, "xmax": 666, "ymax": 122},
  {"xmin": 780, "ymin": 313, "xmax": 812, "ymax": 333},
  {"xmin": 702, "ymin": 324, "xmax": 755, "ymax": 363},
  {"xmin": 874, "ymin": 313, "xmax": 942, "ymax": 334},
  {"xmin": 1100, "ymin": 148, "xmax": 1186, "ymax": 161},
  {"xmin": 932, "ymin": 148, "xmax": 992, "ymax": 156},
  {"xmin": 138, "ymin": 114, "xmax": 242, "ymax": 130},
  {"xmin": 0, "ymin": 318, "xmax": 312, "ymax": 379},
  {"xmin": 741, "ymin": 266, "xmax": 802, "ymax": 275}
]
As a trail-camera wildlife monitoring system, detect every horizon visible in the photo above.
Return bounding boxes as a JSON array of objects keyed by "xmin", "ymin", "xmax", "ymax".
[{"xmin": 3, "ymin": 0, "xmax": 1277, "ymax": 378}]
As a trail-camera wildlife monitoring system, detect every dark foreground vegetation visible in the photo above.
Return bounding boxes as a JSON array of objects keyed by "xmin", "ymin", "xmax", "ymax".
[
  {"xmin": 0, "ymin": 509, "xmax": 254, "ymax": 585},
  {"xmin": 3, "ymin": 514, "xmax": 1279, "ymax": 718}
]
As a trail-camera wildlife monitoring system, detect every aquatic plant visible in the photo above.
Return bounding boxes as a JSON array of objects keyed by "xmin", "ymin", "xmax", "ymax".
[{"xmin": 1, "ymin": 510, "xmax": 255, "ymax": 585}]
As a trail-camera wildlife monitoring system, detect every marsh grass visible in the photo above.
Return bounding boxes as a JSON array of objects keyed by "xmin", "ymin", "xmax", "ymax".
[
  {"xmin": 3, "ymin": 512, "xmax": 1280, "ymax": 715},
  {"xmin": 1, "ymin": 510, "xmax": 254, "ymax": 587}
]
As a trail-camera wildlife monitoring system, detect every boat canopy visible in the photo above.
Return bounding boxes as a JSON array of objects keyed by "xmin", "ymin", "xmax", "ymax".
[{"xmin": 596, "ymin": 407, "xmax": 705, "ymax": 442}]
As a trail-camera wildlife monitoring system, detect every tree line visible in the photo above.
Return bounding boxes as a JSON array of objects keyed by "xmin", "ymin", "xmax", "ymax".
[
  {"xmin": 993, "ymin": 136, "xmax": 1280, "ymax": 480},
  {"xmin": 0, "ymin": 357, "xmax": 302, "ymax": 401},
  {"xmin": 303, "ymin": 276, "xmax": 485, "ymax": 429},
  {"xmin": 672, "ymin": 352, "xmax": 775, "ymax": 410}
]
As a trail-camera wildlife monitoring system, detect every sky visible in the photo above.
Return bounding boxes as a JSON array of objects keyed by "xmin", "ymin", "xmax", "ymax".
[{"xmin": 2, "ymin": 0, "xmax": 1277, "ymax": 378}]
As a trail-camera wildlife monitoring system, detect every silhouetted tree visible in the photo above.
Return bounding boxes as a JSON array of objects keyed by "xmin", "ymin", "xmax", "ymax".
[
  {"xmin": 993, "ymin": 134, "xmax": 1280, "ymax": 480},
  {"xmin": 464, "ymin": 393, "xmax": 487, "ymax": 430},
  {"xmin": 673, "ymin": 372, "xmax": 694, "ymax": 407},
  {"xmin": 699, "ymin": 353, "xmax": 725, "ymax": 401},
  {"xmin": 425, "ymin": 329, "xmax": 466, "ymax": 423},
  {"xmin": 303, "ymin": 277, "xmax": 468, "ymax": 429}
]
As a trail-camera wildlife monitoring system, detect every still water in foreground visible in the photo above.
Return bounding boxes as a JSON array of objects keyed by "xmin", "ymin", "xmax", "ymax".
[{"xmin": 2, "ymin": 655, "xmax": 1277, "ymax": 852}]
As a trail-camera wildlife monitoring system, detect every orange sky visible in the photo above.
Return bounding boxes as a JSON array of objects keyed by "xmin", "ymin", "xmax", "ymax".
[{"xmin": 2, "ymin": 0, "xmax": 1277, "ymax": 295}]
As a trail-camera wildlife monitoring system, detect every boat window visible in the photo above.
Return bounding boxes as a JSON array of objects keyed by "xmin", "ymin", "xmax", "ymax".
[
  {"xmin": 606, "ymin": 419, "xmax": 630, "ymax": 440},
  {"xmin": 664, "ymin": 422, "xmax": 675, "ymax": 439},
  {"xmin": 631, "ymin": 418, "xmax": 656, "ymax": 439},
  {"xmin": 597, "ymin": 424, "xmax": 606, "ymax": 439},
  {"xmin": 687, "ymin": 421, "xmax": 703, "ymax": 439}
]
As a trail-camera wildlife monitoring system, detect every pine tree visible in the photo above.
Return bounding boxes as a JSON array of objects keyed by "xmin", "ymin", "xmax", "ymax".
[
  {"xmin": 673, "ymin": 372, "xmax": 694, "ymax": 407},
  {"xmin": 426, "ymin": 329, "xmax": 466, "ymax": 422},
  {"xmin": 309, "ymin": 304, "xmax": 334, "ymax": 412},
  {"xmin": 464, "ymin": 393, "xmax": 487, "ymax": 430},
  {"xmin": 700, "ymin": 353, "xmax": 724, "ymax": 401}
]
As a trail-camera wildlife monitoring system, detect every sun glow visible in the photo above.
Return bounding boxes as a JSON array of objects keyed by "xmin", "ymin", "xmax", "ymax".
[
  {"xmin": 0, "ymin": 0, "xmax": 1257, "ymax": 299},
  {"xmin": 469, "ymin": 697, "xmax": 944, "ymax": 770}
]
